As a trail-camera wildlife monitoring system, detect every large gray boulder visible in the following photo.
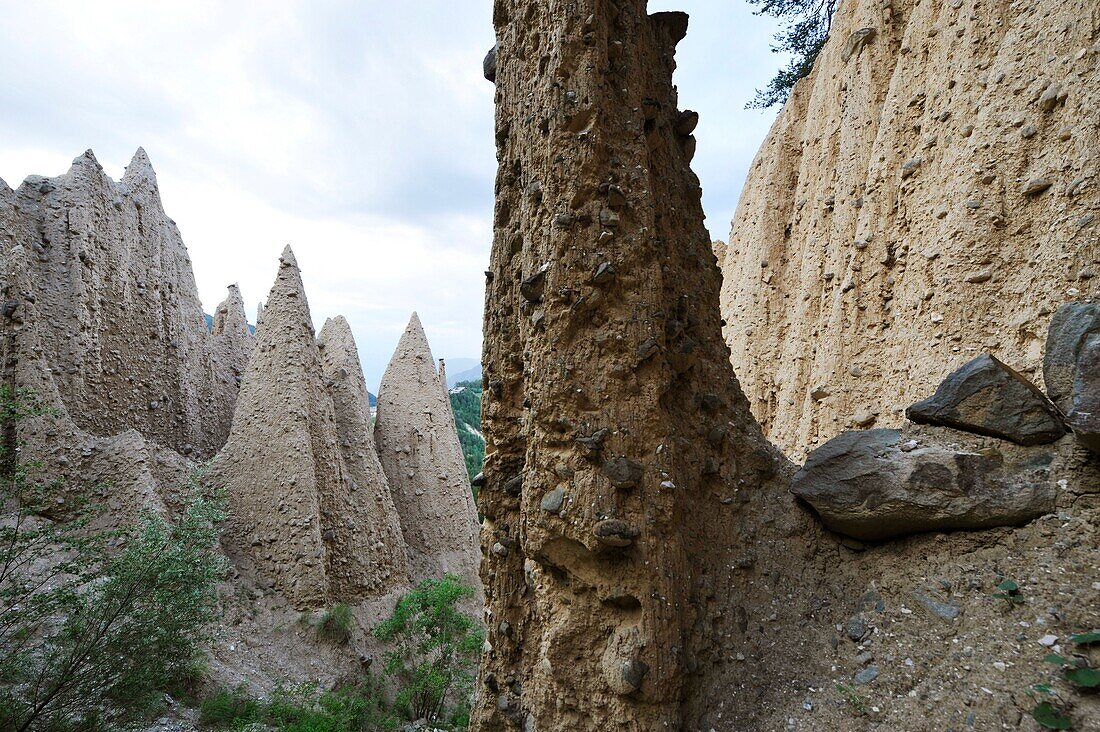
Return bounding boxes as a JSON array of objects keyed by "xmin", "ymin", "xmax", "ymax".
[
  {"xmin": 790, "ymin": 428, "xmax": 1059, "ymax": 541},
  {"xmin": 1067, "ymin": 333, "xmax": 1100, "ymax": 454},
  {"xmin": 906, "ymin": 354, "xmax": 1066, "ymax": 445},
  {"xmin": 1044, "ymin": 302, "xmax": 1100, "ymax": 413}
]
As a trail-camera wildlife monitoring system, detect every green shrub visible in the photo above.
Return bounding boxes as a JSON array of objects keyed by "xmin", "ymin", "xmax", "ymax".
[
  {"xmin": 0, "ymin": 386, "xmax": 228, "ymax": 731},
  {"xmin": 374, "ymin": 575, "xmax": 483, "ymax": 725},
  {"xmin": 199, "ymin": 685, "xmax": 262, "ymax": 727},
  {"xmin": 198, "ymin": 680, "xmax": 398, "ymax": 732},
  {"xmin": 317, "ymin": 603, "xmax": 355, "ymax": 645}
]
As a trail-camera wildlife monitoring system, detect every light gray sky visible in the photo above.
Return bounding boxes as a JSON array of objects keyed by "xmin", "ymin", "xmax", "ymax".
[{"xmin": 0, "ymin": 0, "xmax": 782, "ymax": 390}]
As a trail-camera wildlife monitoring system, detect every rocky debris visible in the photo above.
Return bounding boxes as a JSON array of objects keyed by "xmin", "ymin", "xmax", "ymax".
[
  {"xmin": 475, "ymin": 4, "xmax": 793, "ymax": 729},
  {"xmin": 906, "ymin": 354, "xmax": 1066, "ymax": 446},
  {"xmin": 911, "ymin": 591, "xmax": 960, "ymax": 621},
  {"xmin": 1043, "ymin": 301, "xmax": 1100, "ymax": 412},
  {"xmin": 790, "ymin": 428, "xmax": 1065, "ymax": 541},
  {"xmin": 212, "ymin": 248, "xmax": 403, "ymax": 608},
  {"xmin": 373, "ymin": 313, "xmax": 481, "ymax": 593},
  {"xmin": 719, "ymin": 0, "xmax": 1099, "ymax": 460},
  {"xmin": 0, "ymin": 149, "xmax": 245, "ymax": 459}
]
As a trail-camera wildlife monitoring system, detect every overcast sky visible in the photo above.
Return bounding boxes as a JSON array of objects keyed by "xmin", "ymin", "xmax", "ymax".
[{"xmin": 0, "ymin": 0, "xmax": 782, "ymax": 390}]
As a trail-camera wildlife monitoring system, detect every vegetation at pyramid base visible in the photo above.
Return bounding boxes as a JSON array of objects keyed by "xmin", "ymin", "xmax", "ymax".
[
  {"xmin": 198, "ymin": 575, "xmax": 483, "ymax": 731},
  {"xmin": 0, "ymin": 386, "xmax": 227, "ymax": 731},
  {"xmin": 449, "ymin": 380, "xmax": 484, "ymax": 486},
  {"xmin": 745, "ymin": 0, "xmax": 837, "ymax": 109},
  {"xmin": 375, "ymin": 575, "xmax": 483, "ymax": 728}
]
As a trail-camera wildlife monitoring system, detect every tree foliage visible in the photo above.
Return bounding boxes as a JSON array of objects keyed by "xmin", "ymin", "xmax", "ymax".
[
  {"xmin": 448, "ymin": 381, "xmax": 484, "ymax": 486},
  {"xmin": 0, "ymin": 385, "xmax": 227, "ymax": 731},
  {"xmin": 373, "ymin": 575, "xmax": 482, "ymax": 726},
  {"xmin": 746, "ymin": 0, "xmax": 837, "ymax": 109}
]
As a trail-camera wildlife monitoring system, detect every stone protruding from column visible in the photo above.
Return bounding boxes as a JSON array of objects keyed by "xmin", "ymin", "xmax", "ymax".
[
  {"xmin": 374, "ymin": 313, "xmax": 481, "ymax": 592},
  {"xmin": 213, "ymin": 247, "xmax": 398, "ymax": 608},
  {"xmin": 318, "ymin": 315, "xmax": 410, "ymax": 596},
  {"xmin": 475, "ymin": 5, "xmax": 789, "ymax": 730}
]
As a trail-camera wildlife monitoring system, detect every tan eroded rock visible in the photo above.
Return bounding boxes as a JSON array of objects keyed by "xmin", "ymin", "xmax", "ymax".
[
  {"xmin": 374, "ymin": 314, "xmax": 481, "ymax": 592},
  {"xmin": 0, "ymin": 149, "xmax": 249, "ymax": 459},
  {"xmin": 719, "ymin": 0, "xmax": 1100, "ymax": 459},
  {"xmin": 208, "ymin": 283, "xmax": 255, "ymax": 449},
  {"xmin": 213, "ymin": 247, "xmax": 403, "ymax": 608},
  {"xmin": 317, "ymin": 315, "xmax": 410, "ymax": 597},
  {"xmin": 475, "ymin": 5, "xmax": 791, "ymax": 729},
  {"xmin": 0, "ymin": 243, "xmax": 186, "ymax": 530}
]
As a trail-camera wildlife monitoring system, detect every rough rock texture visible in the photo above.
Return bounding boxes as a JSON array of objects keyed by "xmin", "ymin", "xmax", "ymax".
[
  {"xmin": 719, "ymin": 0, "xmax": 1100, "ymax": 459},
  {"xmin": 905, "ymin": 354, "xmax": 1066, "ymax": 445},
  {"xmin": 1043, "ymin": 300, "xmax": 1100, "ymax": 451},
  {"xmin": 0, "ymin": 243, "xmax": 188, "ymax": 529},
  {"xmin": 790, "ymin": 427, "xmax": 1067, "ymax": 541},
  {"xmin": 1068, "ymin": 332, "xmax": 1100, "ymax": 452},
  {"xmin": 317, "ymin": 316, "xmax": 410, "ymax": 595},
  {"xmin": 1043, "ymin": 301, "xmax": 1100, "ymax": 412},
  {"xmin": 374, "ymin": 314, "xmax": 481, "ymax": 591},
  {"xmin": 208, "ymin": 284, "xmax": 254, "ymax": 449},
  {"xmin": 475, "ymin": 4, "xmax": 791, "ymax": 728},
  {"xmin": 0, "ymin": 150, "xmax": 250, "ymax": 459},
  {"xmin": 212, "ymin": 248, "xmax": 404, "ymax": 608}
]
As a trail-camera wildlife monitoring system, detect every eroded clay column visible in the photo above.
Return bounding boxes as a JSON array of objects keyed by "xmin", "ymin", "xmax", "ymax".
[{"xmin": 476, "ymin": 2, "xmax": 785, "ymax": 729}]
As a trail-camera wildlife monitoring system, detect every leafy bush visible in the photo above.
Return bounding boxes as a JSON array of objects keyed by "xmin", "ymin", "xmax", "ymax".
[
  {"xmin": 374, "ymin": 575, "xmax": 483, "ymax": 725},
  {"xmin": 1026, "ymin": 629, "xmax": 1100, "ymax": 728},
  {"xmin": 317, "ymin": 603, "xmax": 355, "ymax": 645},
  {"xmin": 0, "ymin": 385, "xmax": 227, "ymax": 731},
  {"xmin": 199, "ymin": 685, "xmax": 262, "ymax": 727},
  {"xmin": 198, "ymin": 679, "xmax": 397, "ymax": 732}
]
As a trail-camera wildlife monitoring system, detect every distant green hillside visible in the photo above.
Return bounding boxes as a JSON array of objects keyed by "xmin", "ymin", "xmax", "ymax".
[{"xmin": 449, "ymin": 379, "xmax": 484, "ymax": 488}]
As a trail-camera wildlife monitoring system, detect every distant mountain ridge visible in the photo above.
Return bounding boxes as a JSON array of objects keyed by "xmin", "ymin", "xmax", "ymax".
[{"xmin": 447, "ymin": 361, "xmax": 481, "ymax": 387}]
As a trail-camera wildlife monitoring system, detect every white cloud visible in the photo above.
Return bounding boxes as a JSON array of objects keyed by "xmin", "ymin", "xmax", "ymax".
[{"xmin": 0, "ymin": 0, "xmax": 784, "ymax": 388}]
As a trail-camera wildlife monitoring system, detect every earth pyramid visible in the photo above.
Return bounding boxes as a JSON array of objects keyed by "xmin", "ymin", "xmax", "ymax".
[
  {"xmin": 374, "ymin": 313, "xmax": 482, "ymax": 593},
  {"xmin": 212, "ymin": 246, "xmax": 408, "ymax": 608}
]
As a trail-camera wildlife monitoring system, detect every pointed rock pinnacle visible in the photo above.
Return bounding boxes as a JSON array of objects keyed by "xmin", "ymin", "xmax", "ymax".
[
  {"xmin": 318, "ymin": 315, "xmax": 410, "ymax": 594},
  {"xmin": 375, "ymin": 313, "xmax": 482, "ymax": 594}
]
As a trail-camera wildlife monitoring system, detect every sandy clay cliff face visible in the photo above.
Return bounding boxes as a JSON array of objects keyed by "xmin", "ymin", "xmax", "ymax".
[
  {"xmin": 474, "ymin": 1, "xmax": 1098, "ymax": 731},
  {"xmin": 719, "ymin": 0, "xmax": 1099, "ymax": 459},
  {"xmin": 0, "ymin": 149, "xmax": 253, "ymax": 461},
  {"xmin": 0, "ymin": 150, "xmax": 253, "ymax": 525}
]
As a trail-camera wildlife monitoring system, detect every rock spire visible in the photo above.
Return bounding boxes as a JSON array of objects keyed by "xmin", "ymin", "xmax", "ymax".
[
  {"xmin": 374, "ymin": 313, "xmax": 481, "ymax": 591},
  {"xmin": 208, "ymin": 283, "xmax": 255, "ymax": 449},
  {"xmin": 213, "ymin": 247, "xmax": 407, "ymax": 607},
  {"xmin": 0, "ymin": 149, "xmax": 244, "ymax": 458},
  {"xmin": 475, "ymin": 5, "xmax": 790, "ymax": 729},
  {"xmin": 317, "ymin": 315, "xmax": 410, "ymax": 595}
]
